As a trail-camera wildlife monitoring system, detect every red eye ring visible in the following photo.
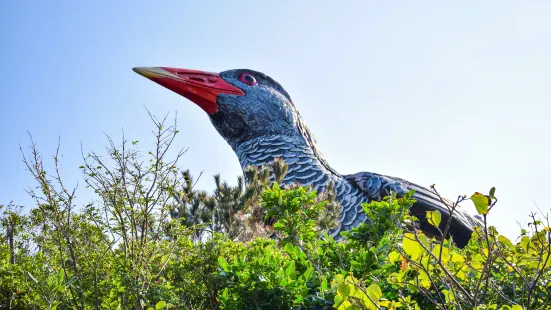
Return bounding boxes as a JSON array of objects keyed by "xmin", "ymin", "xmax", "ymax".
[{"xmin": 239, "ymin": 73, "xmax": 258, "ymax": 86}]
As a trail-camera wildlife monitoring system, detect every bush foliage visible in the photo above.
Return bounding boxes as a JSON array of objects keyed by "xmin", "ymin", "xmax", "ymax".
[{"xmin": 1, "ymin": 115, "xmax": 550, "ymax": 309}]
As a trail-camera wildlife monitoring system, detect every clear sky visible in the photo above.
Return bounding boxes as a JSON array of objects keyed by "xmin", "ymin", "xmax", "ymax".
[{"xmin": 2, "ymin": 1, "xmax": 550, "ymax": 239}]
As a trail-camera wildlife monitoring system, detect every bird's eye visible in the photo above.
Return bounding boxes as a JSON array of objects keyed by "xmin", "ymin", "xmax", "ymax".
[{"xmin": 239, "ymin": 73, "xmax": 258, "ymax": 86}]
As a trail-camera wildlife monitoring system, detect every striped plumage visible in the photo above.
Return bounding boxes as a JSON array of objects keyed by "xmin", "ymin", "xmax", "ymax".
[
  {"xmin": 133, "ymin": 66, "xmax": 480, "ymax": 247},
  {"xmin": 236, "ymin": 134, "xmax": 368, "ymax": 234}
]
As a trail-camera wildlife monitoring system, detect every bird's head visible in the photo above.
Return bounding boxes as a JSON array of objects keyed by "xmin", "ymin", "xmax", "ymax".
[{"xmin": 133, "ymin": 67, "xmax": 309, "ymax": 149}]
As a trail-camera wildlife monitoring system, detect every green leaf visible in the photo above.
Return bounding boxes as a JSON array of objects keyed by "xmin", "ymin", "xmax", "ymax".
[
  {"xmin": 321, "ymin": 279, "xmax": 328, "ymax": 291},
  {"xmin": 218, "ymin": 257, "xmax": 230, "ymax": 272},
  {"xmin": 302, "ymin": 267, "xmax": 314, "ymax": 280},
  {"xmin": 283, "ymin": 242, "xmax": 294, "ymax": 254},
  {"xmin": 470, "ymin": 192, "xmax": 490, "ymax": 215},
  {"xmin": 155, "ymin": 300, "xmax": 166, "ymax": 309},
  {"xmin": 276, "ymin": 268, "xmax": 285, "ymax": 278},
  {"xmin": 337, "ymin": 283, "xmax": 350, "ymax": 297},
  {"xmin": 333, "ymin": 295, "xmax": 345, "ymax": 308},
  {"xmin": 284, "ymin": 261, "xmax": 295, "ymax": 278},
  {"xmin": 521, "ymin": 236, "xmax": 531, "ymax": 252},
  {"xmin": 366, "ymin": 283, "xmax": 382, "ymax": 301},
  {"xmin": 498, "ymin": 235, "xmax": 515, "ymax": 250},
  {"xmin": 417, "ymin": 233, "xmax": 430, "ymax": 248},
  {"xmin": 489, "ymin": 187, "xmax": 496, "ymax": 199},
  {"xmin": 426, "ymin": 210, "xmax": 441, "ymax": 227}
]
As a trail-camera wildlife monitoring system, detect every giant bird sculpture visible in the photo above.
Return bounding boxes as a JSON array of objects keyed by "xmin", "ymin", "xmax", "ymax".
[{"xmin": 133, "ymin": 66, "xmax": 479, "ymax": 247}]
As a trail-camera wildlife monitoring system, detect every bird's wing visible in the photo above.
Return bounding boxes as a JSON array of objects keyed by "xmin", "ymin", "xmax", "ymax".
[{"xmin": 344, "ymin": 171, "xmax": 480, "ymax": 247}]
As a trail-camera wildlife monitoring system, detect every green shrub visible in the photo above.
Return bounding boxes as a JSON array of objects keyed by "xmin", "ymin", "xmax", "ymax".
[{"xmin": 1, "ymin": 116, "xmax": 549, "ymax": 309}]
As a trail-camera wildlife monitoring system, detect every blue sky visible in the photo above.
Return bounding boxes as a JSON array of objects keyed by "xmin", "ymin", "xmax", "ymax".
[{"xmin": 1, "ymin": 1, "xmax": 550, "ymax": 238}]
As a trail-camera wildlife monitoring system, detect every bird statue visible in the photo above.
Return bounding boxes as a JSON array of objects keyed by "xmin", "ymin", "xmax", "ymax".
[{"xmin": 133, "ymin": 66, "xmax": 479, "ymax": 247}]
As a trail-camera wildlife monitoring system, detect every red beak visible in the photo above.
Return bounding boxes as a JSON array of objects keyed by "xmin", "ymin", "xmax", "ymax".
[{"xmin": 133, "ymin": 67, "xmax": 244, "ymax": 114}]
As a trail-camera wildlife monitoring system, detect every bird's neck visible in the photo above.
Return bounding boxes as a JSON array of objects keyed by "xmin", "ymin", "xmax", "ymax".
[{"xmin": 234, "ymin": 134, "xmax": 340, "ymax": 189}]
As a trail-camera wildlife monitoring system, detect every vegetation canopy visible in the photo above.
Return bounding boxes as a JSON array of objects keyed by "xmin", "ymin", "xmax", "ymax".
[{"xmin": 1, "ymin": 114, "xmax": 550, "ymax": 309}]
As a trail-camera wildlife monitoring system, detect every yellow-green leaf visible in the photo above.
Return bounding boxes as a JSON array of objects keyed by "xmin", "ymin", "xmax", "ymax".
[
  {"xmin": 366, "ymin": 283, "xmax": 382, "ymax": 301},
  {"xmin": 520, "ymin": 236, "xmax": 530, "ymax": 252},
  {"xmin": 426, "ymin": 210, "xmax": 441, "ymax": 227},
  {"xmin": 456, "ymin": 269, "xmax": 466, "ymax": 280},
  {"xmin": 442, "ymin": 289, "xmax": 455, "ymax": 303},
  {"xmin": 380, "ymin": 300, "xmax": 390, "ymax": 307},
  {"xmin": 389, "ymin": 251, "xmax": 401, "ymax": 263},
  {"xmin": 337, "ymin": 283, "xmax": 350, "ymax": 297},
  {"xmin": 420, "ymin": 279, "xmax": 431, "ymax": 289},
  {"xmin": 333, "ymin": 295, "xmax": 345, "ymax": 308},
  {"xmin": 155, "ymin": 301, "xmax": 167, "ymax": 310},
  {"xmin": 471, "ymin": 192, "xmax": 490, "ymax": 215},
  {"xmin": 472, "ymin": 254, "xmax": 485, "ymax": 271},
  {"xmin": 402, "ymin": 233, "xmax": 424, "ymax": 261},
  {"xmin": 417, "ymin": 270, "xmax": 431, "ymax": 289},
  {"xmin": 331, "ymin": 274, "xmax": 344, "ymax": 291},
  {"xmin": 432, "ymin": 245, "xmax": 450, "ymax": 263},
  {"xmin": 544, "ymin": 253, "xmax": 551, "ymax": 269},
  {"xmin": 417, "ymin": 233, "xmax": 430, "ymax": 248},
  {"xmin": 498, "ymin": 235, "xmax": 515, "ymax": 250},
  {"xmin": 365, "ymin": 283, "xmax": 382, "ymax": 309},
  {"xmin": 451, "ymin": 253, "xmax": 465, "ymax": 263}
]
